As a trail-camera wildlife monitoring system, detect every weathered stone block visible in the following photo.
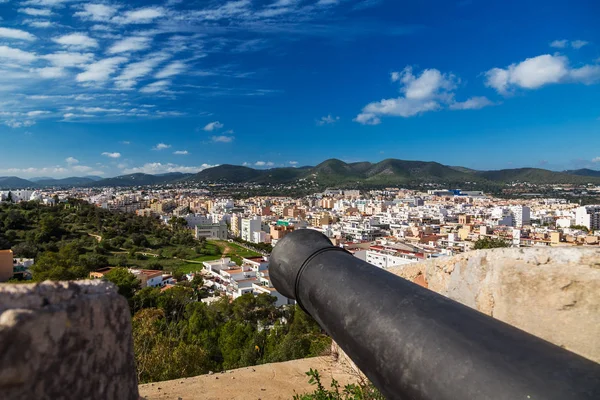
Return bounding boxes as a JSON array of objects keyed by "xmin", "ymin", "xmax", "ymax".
[
  {"xmin": 0, "ymin": 280, "xmax": 139, "ymax": 400},
  {"xmin": 387, "ymin": 247, "xmax": 600, "ymax": 363}
]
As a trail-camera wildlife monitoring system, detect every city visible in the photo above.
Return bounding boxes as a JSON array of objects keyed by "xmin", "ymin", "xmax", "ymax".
[{"xmin": 1, "ymin": 0, "xmax": 599, "ymax": 398}]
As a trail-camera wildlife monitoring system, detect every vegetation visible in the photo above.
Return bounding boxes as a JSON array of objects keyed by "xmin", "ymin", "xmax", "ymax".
[
  {"xmin": 132, "ymin": 294, "xmax": 331, "ymax": 383},
  {"xmin": 294, "ymin": 369, "xmax": 384, "ymax": 400},
  {"xmin": 473, "ymin": 237, "xmax": 511, "ymax": 249},
  {"xmin": 0, "ymin": 199, "xmax": 223, "ymax": 280},
  {"xmin": 0, "ymin": 200, "xmax": 331, "ymax": 385}
]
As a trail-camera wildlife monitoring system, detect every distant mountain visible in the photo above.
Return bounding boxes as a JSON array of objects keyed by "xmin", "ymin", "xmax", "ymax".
[
  {"xmin": 185, "ymin": 159, "xmax": 600, "ymax": 187},
  {"xmin": 0, "ymin": 177, "xmax": 36, "ymax": 189},
  {"xmin": 3, "ymin": 160, "xmax": 599, "ymax": 190},
  {"xmin": 474, "ymin": 168, "xmax": 600, "ymax": 184},
  {"xmin": 36, "ymin": 177, "xmax": 97, "ymax": 186},
  {"xmin": 85, "ymin": 175, "xmax": 104, "ymax": 181},
  {"xmin": 29, "ymin": 176, "xmax": 54, "ymax": 183},
  {"xmin": 564, "ymin": 168, "xmax": 600, "ymax": 178},
  {"xmin": 89, "ymin": 173, "xmax": 191, "ymax": 187}
]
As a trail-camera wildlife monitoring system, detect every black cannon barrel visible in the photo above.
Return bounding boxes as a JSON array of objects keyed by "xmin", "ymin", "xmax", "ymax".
[{"xmin": 270, "ymin": 229, "xmax": 600, "ymax": 400}]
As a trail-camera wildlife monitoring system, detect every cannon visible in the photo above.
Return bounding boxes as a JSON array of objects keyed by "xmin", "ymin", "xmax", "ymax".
[{"xmin": 270, "ymin": 229, "xmax": 600, "ymax": 400}]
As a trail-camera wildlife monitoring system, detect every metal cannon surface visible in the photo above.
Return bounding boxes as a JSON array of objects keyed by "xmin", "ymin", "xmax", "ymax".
[{"xmin": 270, "ymin": 229, "xmax": 600, "ymax": 400}]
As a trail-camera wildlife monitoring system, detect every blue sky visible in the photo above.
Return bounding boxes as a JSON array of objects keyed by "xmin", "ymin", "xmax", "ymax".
[{"xmin": 0, "ymin": 0, "xmax": 599, "ymax": 178}]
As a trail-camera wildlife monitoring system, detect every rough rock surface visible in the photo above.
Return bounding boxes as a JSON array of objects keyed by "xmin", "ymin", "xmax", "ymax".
[
  {"xmin": 0, "ymin": 280, "xmax": 139, "ymax": 400},
  {"xmin": 387, "ymin": 247, "xmax": 600, "ymax": 362},
  {"xmin": 139, "ymin": 356, "xmax": 359, "ymax": 400}
]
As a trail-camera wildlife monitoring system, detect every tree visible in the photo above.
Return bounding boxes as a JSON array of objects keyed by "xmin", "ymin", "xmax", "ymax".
[
  {"xmin": 473, "ymin": 237, "xmax": 510, "ymax": 249},
  {"xmin": 104, "ymin": 267, "xmax": 141, "ymax": 300}
]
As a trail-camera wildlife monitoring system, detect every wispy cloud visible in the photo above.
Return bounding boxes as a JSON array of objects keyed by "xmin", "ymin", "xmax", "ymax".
[
  {"xmin": 317, "ymin": 114, "xmax": 340, "ymax": 125},
  {"xmin": 203, "ymin": 121, "xmax": 224, "ymax": 131},
  {"xmin": 101, "ymin": 152, "xmax": 121, "ymax": 158},
  {"xmin": 0, "ymin": 27, "xmax": 37, "ymax": 41},
  {"xmin": 153, "ymin": 143, "xmax": 171, "ymax": 150},
  {"xmin": 107, "ymin": 37, "xmax": 152, "ymax": 55},
  {"xmin": 53, "ymin": 33, "xmax": 98, "ymax": 49},
  {"xmin": 76, "ymin": 57, "xmax": 128, "ymax": 82},
  {"xmin": 550, "ymin": 39, "xmax": 589, "ymax": 49},
  {"xmin": 255, "ymin": 161, "xmax": 274, "ymax": 167},
  {"xmin": 122, "ymin": 162, "xmax": 215, "ymax": 174},
  {"xmin": 173, "ymin": 150, "xmax": 188, "ymax": 155},
  {"xmin": 211, "ymin": 135, "xmax": 234, "ymax": 143}
]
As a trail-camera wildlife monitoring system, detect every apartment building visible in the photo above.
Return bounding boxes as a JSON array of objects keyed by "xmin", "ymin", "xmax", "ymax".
[
  {"xmin": 195, "ymin": 222, "xmax": 228, "ymax": 240},
  {"xmin": 575, "ymin": 205, "xmax": 600, "ymax": 231},
  {"xmin": 241, "ymin": 216, "xmax": 262, "ymax": 242}
]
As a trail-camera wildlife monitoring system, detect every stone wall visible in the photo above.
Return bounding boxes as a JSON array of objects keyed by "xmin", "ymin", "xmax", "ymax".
[
  {"xmin": 0, "ymin": 280, "xmax": 139, "ymax": 400},
  {"xmin": 387, "ymin": 247, "xmax": 600, "ymax": 363}
]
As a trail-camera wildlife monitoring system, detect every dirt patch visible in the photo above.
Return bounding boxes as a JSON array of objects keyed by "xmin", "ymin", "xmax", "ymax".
[{"xmin": 139, "ymin": 356, "xmax": 359, "ymax": 400}]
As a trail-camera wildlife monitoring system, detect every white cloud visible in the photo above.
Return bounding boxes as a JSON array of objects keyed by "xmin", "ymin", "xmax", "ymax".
[
  {"xmin": 101, "ymin": 152, "xmax": 121, "ymax": 158},
  {"xmin": 53, "ymin": 33, "xmax": 98, "ymax": 49},
  {"xmin": 571, "ymin": 40, "xmax": 589, "ymax": 49},
  {"xmin": 550, "ymin": 39, "xmax": 589, "ymax": 49},
  {"xmin": 42, "ymin": 52, "xmax": 94, "ymax": 67},
  {"xmin": 65, "ymin": 157, "xmax": 79, "ymax": 165},
  {"xmin": 24, "ymin": 20, "xmax": 53, "ymax": 28},
  {"xmin": 76, "ymin": 56, "xmax": 127, "ymax": 82},
  {"xmin": 173, "ymin": 150, "xmax": 188, "ymax": 155},
  {"xmin": 211, "ymin": 135, "xmax": 234, "ymax": 143},
  {"xmin": 18, "ymin": 8, "xmax": 52, "ymax": 16},
  {"xmin": 5, "ymin": 120, "xmax": 36, "ymax": 128},
  {"xmin": 0, "ymin": 45, "xmax": 37, "ymax": 63},
  {"xmin": 569, "ymin": 65, "xmax": 600, "ymax": 84},
  {"xmin": 255, "ymin": 161, "xmax": 274, "ymax": 167},
  {"xmin": 112, "ymin": 7, "xmax": 165, "ymax": 24},
  {"xmin": 153, "ymin": 143, "xmax": 171, "ymax": 150},
  {"xmin": 550, "ymin": 39, "xmax": 568, "ymax": 48},
  {"xmin": 353, "ymin": 113, "xmax": 381, "ymax": 125},
  {"xmin": 485, "ymin": 54, "xmax": 600, "ymax": 94},
  {"xmin": 114, "ymin": 53, "xmax": 169, "ymax": 89},
  {"xmin": 74, "ymin": 4, "xmax": 119, "ymax": 21},
  {"xmin": 155, "ymin": 61, "xmax": 186, "ymax": 79},
  {"xmin": 449, "ymin": 96, "xmax": 494, "ymax": 110},
  {"xmin": 203, "ymin": 121, "xmax": 223, "ymax": 131},
  {"xmin": 122, "ymin": 162, "xmax": 215, "ymax": 174},
  {"xmin": 26, "ymin": 110, "xmax": 50, "ymax": 117},
  {"xmin": 355, "ymin": 66, "xmax": 458, "ymax": 125},
  {"xmin": 317, "ymin": 114, "xmax": 340, "ymax": 125},
  {"xmin": 33, "ymin": 66, "xmax": 65, "ymax": 78},
  {"xmin": 107, "ymin": 36, "xmax": 152, "ymax": 55},
  {"xmin": 289, "ymin": 161, "xmax": 298, "ymax": 165},
  {"xmin": 0, "ymin": 27, "xmax": 36, "ymax": 41},
  {"xmin": 592, "ymin": 157, "xmax": 600, "ymax": 163},
  {"xmin": 139, "ymin": 80, "xmax": 170, "ymax": 93}
]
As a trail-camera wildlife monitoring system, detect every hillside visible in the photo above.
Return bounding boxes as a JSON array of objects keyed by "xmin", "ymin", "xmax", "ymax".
[
  {"xmin": 564, "ymin": 168, "xmax": 600, "ymax": 178},
  {"xmin": 1, "ymin": 160, "xmax": 599, "ymax": 189},
  {"xmin": 0, "ymin": 176, "xmax": 36, "ymax": 189},
  {"xmin": 36, "ymin": 177, "xmax": 97, "ymax": 186},
  {"xmin": 475, "ymin": 168, "xmax": 600, "ymax": 184},
  {"xmin": 188, "ymin": 159, "xmax": 600, "ymax": 187},
  {"xmin": 88, "ymin": 173, "xmax": 191, "ymax": 187}
]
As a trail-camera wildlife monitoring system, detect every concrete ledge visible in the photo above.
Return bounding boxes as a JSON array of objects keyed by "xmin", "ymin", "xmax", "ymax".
[
  {"xmin": 0, "ymin": 280, "xmax": 139, "ymax": 400},
  {"xmin": 387, "ymin": 247, "xmax": 600, "ymax": 362}
]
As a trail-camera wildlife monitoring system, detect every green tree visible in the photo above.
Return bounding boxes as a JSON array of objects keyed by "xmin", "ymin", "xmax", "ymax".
[
  {"xmin": 473, "ymin": 237, "xmax": 510, "ymax": 249},
  {"xmin": 104, "ymin": 267, "xmax": 141, "ymax": 300}
]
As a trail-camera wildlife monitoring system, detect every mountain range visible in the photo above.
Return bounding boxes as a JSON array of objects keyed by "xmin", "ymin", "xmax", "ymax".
[{"xmin": 1, "ymin": 159, "xmax": 600, "ymax": 189}]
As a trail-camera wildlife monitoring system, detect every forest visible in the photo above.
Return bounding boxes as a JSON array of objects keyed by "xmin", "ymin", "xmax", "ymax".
[{"xmin": 0, "ymin": 200, "xmax": 331, "ymax": 383}]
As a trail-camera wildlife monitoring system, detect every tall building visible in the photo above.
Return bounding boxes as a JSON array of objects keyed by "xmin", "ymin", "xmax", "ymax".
[
  {"xmin": 231, "ymin": 213, "xmax": 242, "ymax": 236},
  {"xmin": 509, "ymin": 205, "xmax": 531, "ymax": 227},
  {"xmin": 241, "ymin": 216, "xmax": 262, "ymax": 242},
  {"xmin": 575, "ymin": 205, "xmax": 600, "ymax": 231}
]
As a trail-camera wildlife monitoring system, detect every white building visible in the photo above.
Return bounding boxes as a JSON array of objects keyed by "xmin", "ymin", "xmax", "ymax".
[
  {"xmin": 509, "ymin": 205, "xmax": 531, "ymax": 227},
  {"xmin": 241, "ymin": 216, "xmax": 262, "ymax": 242},
  {"xmin": 575, "ymin": 205, "xmax": 600, "ymax": 231},
  {"xmin": 195, "ymin": 222, "xmax": 228, "ymax": 240}
]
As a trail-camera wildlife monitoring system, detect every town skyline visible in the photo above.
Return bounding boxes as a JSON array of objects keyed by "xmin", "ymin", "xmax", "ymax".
[{"xmin": 1, "ymin": 0, "xmax": 599, "ymax": 177}]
